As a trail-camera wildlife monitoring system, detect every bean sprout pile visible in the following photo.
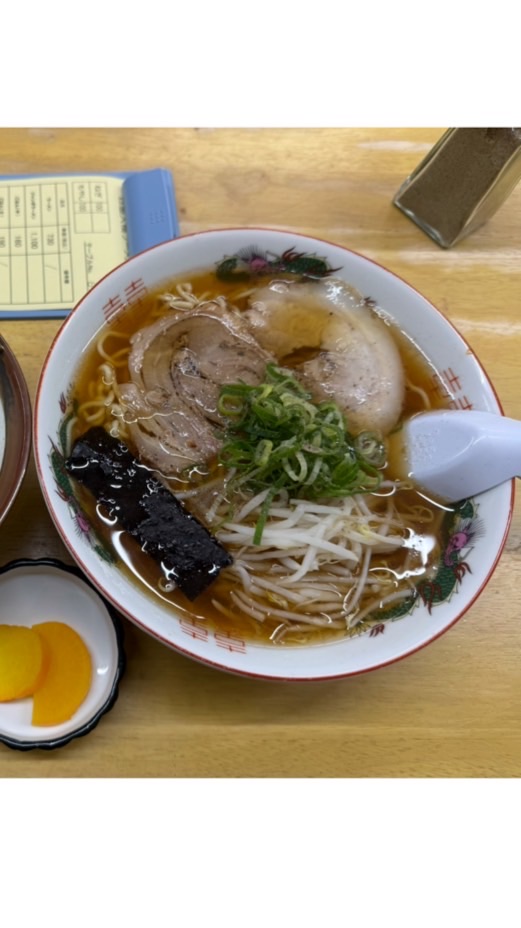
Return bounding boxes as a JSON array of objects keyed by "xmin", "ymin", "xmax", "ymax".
[{"xmin": 200, "ymin": 484, "xmax": 436, "ymax": 642}]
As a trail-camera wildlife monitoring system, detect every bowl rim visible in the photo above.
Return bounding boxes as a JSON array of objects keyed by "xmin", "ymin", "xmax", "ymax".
[
  {"xmin": 0, "ymin": 557, "xmax": 126, "ymax": 750},
  {"xmin": 0, "ymin": 334, "xmax": 32, "ymax": 527},
  {"xmin": 32, "ymin": 227, "xmax": 516, "ymax": 681}
]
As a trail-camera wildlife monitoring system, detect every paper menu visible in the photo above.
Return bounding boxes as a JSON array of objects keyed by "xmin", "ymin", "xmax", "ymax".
[{"xmin": 0, "ymin": 168, "xmax": 178, "ymax": 318}]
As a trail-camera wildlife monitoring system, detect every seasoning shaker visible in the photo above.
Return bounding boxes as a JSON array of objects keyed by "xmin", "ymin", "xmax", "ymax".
[{"xmin": 393, "ymin": 128, "xmax": 521, "ymax": 248}]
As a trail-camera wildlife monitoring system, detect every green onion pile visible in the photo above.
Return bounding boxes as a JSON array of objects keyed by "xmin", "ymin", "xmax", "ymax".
[{"xmin": 218, "ymin": 364, "xmax": 386, "ymax": 543}]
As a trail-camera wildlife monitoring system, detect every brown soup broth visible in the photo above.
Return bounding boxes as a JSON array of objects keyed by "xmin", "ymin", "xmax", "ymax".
[{"xmin": 70, "ymin": 269, "xmax": 454, "ymax": 646}]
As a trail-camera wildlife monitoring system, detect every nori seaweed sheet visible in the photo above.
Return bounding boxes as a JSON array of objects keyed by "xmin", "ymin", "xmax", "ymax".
[{"xmin": 65, "ymin": 426, "xmax": 233, "ymax": 600}]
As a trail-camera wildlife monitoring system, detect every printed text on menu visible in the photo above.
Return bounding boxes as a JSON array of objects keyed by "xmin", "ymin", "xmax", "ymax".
[{"xmin": 0, "ymin": 176, "xmax": 128, "ymax": 312}]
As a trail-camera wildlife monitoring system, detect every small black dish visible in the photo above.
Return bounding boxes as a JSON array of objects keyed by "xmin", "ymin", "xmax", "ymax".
[{"xmin": 0, "ymin": 558, "xmax": 126, "ymax": 751}]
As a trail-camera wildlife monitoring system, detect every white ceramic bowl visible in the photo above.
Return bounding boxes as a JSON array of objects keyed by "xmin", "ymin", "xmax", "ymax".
[
  {"xmin": 33, "ymin": 229, "xmax": 513, "ymax": 681},
  {"xmin": 0, "ymin": 558, "xmax": 125, "ymax": 750}
]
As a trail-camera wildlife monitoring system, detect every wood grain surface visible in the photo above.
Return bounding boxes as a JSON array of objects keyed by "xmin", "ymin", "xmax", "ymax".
[{"xmin": 1, "ymin": 127, "xmax": 520, "ymax": 778}]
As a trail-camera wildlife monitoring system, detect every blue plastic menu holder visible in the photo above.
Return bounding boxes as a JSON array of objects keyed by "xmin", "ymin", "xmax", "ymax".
[{"xmin": 123, "ymin": 168, "xmax": 179, "ymax": 255}]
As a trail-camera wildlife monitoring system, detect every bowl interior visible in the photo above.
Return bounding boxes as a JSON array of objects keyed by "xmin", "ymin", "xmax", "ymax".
[
  {"xmin": 33, "ymin": 229, "xmax": 513, "ymax": 680},
  {"xmin": 0, "ymin": 336, "xmax": 31, "ymax": 527}
]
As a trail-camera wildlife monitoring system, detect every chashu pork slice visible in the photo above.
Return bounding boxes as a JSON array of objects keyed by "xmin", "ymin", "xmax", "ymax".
[
  {"xmin": 244, "ymin": 279, "xmax": 405, "ymax": 436},
  {"xmin": 119, "ymin": 301, "xmax": 274, "ymax": 475}
]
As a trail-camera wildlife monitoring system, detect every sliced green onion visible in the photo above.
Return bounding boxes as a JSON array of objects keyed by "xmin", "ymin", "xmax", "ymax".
[
  {"xmin": 218, "ymin": 364, "xmax": 387, "ymax": 542},
  {"xmin": 252, "ymin": 487, "xmax": 277, "ymax": 545}
]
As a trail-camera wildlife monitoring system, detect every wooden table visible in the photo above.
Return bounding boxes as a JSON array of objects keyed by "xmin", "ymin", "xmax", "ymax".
[{"xmin": 1, "ymin": 127, "xmax": 520, "ymax": 778}]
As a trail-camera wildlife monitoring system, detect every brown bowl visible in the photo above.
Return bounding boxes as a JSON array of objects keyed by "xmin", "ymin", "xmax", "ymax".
[{"xmin": 0, "ymin": 335, "xmax": 31, "ymax": 527}]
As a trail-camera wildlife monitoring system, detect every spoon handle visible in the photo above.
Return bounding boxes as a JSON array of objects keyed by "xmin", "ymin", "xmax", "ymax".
[
  {"xmin": 456, "ymin": 411, "xmax": 521, "ymax": 481},
  {"xmin": 405, "ymin": 409, "xmax": 521, "ymax": 502}
]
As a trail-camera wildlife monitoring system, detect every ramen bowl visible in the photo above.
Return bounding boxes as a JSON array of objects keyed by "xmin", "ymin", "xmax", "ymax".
[
  {"xmin": 33, "ymin": 229, "xmax": 513, "ymax": 681},
  {"xmin": 0, "ymin": 335, "xmax": 31, "ymax": 529}
]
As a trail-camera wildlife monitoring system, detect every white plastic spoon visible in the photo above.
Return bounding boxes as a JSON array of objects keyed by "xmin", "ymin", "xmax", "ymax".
[{"xmin": 387, "ymin": 409, "xmax": 520, "ymax": 503}]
